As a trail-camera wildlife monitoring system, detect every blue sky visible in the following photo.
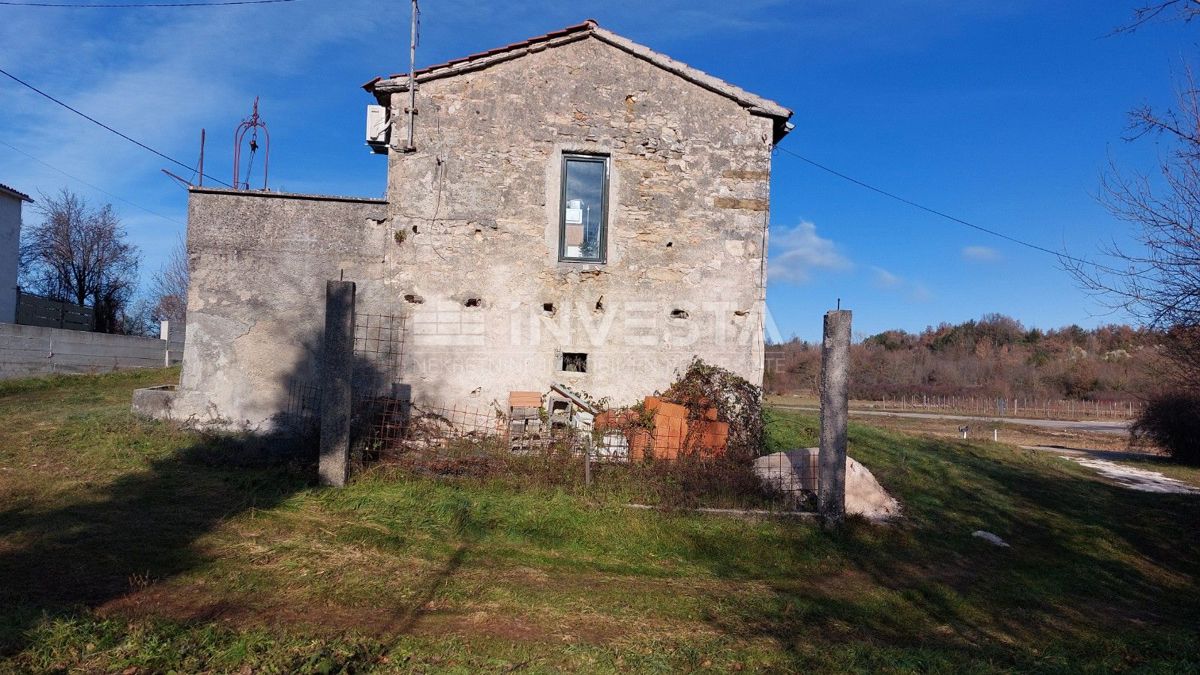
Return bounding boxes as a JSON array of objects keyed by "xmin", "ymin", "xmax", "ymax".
[{"xmin": 0, "ymin": 0, "xmax": 1193, "ymax": 341}]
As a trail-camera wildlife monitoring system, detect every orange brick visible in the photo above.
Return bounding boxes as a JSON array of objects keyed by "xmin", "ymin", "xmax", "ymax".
[
  {"xmin": 645, "ymin": 396, "xmax": 688, "ymax": 419},
  {"xmin": 651, "ymin": 415, "xmax": 688, "ymax": 460},
  {"xmin": 696, "ymin": 420, "xmax": 729, "ymax": 457},
  {"xmin": 508, "ymin": 391, "xmax": 543, "ymax": 408}
]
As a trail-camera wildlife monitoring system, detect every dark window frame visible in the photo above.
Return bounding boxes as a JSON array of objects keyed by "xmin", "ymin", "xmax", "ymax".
[{"xmin": 558, "ymin": 153, "xmax": 610, "ymax": 264}]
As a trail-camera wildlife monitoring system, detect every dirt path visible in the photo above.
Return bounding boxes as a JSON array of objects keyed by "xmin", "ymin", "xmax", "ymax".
[{"xmin": 1024, "ymin": 445, "xmax": 1200, "ymax": 495}]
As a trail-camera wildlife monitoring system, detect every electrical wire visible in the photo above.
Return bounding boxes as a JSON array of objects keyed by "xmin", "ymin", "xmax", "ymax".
[
  {"xmin": 0, "ymin": 0, "xmax": 296, "ymax": 7},
  {"xmin": 774, "ymin": 145, "xmax": 1132, "ymax": 276},
  {"xmin": 0, "ymin": 66, "xmax": 232, "ymax": 188},
  {"xmin": 0, "ymin": 137, "xmax": 185, "ymax": 226}
]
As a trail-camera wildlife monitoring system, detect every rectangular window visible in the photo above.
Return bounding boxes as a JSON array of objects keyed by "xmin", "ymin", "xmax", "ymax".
[
  {"xmin": 561, "ymin": 352, "xmax": 588, "ymax": 373},
  {"xmin": 559, "ymin": 154, "xmax": 608, "ymax": 263}
]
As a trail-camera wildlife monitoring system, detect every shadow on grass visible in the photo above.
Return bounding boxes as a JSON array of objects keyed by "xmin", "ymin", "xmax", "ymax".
[
  {"xmin": 682, "ymin": 420, "xmax": 1200, "ymax": 669},
  {"xmin": 0, "ymin": 431, "xmax": 316, "ymax": 656}
]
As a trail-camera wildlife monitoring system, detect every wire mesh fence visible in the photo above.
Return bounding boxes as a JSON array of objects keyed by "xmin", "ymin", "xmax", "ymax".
[
  {"xmin": 346, "ymin": 394, "xmax": 813, "ymax": 511},
  {"xmin": 862, "ymin": 394, "xmax": 1140, "ymax": 420},
  {"xmin": 293, "ymin": 310, "xmax": 815, "ymax": 511},
  {"xmin": 353, "ymin": 313, "xmax": 406, "ymax": 396}
]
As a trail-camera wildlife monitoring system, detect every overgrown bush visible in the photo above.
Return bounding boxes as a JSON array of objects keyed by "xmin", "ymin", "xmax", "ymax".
[
  {"xmin": 1130, "ymin": 393, "xmax": 1200, "ymax": 465},
  {"xmin": 661, "ymin": 357, "xmax": 765, "ymax": 461}
]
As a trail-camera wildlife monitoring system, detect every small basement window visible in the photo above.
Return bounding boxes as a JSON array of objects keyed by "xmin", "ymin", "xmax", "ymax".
[
  {"xmin": 561, "ymin": 352, "xmax": 588, "ymax": 373},
  {"xmin": 559, "ymin": 154, "xmax": 609, "ymax": 263}
]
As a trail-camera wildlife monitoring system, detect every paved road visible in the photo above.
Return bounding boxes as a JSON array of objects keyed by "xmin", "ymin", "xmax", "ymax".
[{"xmin": 771, "ymin": 405, "xmax": 1130, "ymax": 436}]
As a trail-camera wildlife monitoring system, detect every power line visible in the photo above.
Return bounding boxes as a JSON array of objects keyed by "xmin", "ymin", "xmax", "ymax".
[
  {"xmin": 774, "ymin": 145, "xmax": 1130, "ymax": 276},
  {"xmin": 0, "ymin": 137, "xmax": 185, "ymax": 226},
  {"xmin": 0, "ymin": 0, "xmax": 295, "ymax": 7},
  {"xmin": 0, "ymin": 66, "xmax": 232, "ymax": 188}
]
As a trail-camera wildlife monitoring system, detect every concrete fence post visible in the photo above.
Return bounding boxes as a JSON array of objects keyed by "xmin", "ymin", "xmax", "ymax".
[
  {"xmin": 818, "ymin": 309, "xmax": 851, "ymax": 527},
  {"xmin": 319, "ymin": 280, "xmax": 356, "ymax": 487}
]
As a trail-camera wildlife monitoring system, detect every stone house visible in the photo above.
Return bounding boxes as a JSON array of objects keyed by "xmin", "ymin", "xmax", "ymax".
[
  {"xmin": 0, "ymin": 183, "xmax": 32, "ymax": 324},
  {"xmin": 161, "ymin": 20, "xmax": 792, "ymax": 430}
]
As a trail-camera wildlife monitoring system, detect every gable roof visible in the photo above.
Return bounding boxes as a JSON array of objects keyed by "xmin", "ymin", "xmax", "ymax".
[
  {"xmin": 0, "ymin": 182, "xmax": 32, "ymax": 203},
  {"xmin": 364, "ymin": 20, "xmax": 793, "ymax": 141}
]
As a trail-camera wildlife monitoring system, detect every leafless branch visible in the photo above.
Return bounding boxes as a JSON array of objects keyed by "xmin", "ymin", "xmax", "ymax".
[{"xmin": 1110, "ymin": 0, "xmax": 1200, "ymax": 35}]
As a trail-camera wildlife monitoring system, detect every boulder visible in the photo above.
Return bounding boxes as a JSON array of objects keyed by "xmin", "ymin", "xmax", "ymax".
[{"xmin": 753, "ymin": 448, "xmax": 901, "ymax": 522}]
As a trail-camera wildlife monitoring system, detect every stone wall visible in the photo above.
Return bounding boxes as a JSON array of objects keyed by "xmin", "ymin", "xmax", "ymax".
[
  {"xmin": 171, "ymin": 35, "xmax": 780, "ymax": 430},
  {"xmin": 374, "ymin": 36, "xmax": 776, "ymax": 410}
]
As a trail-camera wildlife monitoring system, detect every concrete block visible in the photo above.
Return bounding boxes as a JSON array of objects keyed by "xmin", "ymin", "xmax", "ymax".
[
  {"xmin": 132, "ymin": 385, "xmax": 179, "ymax": 420},
  {"xmin": 318, "ymin": 280, "xmax": 356, "ymax": 487},
  {"xmin": 818, "ymin": 309, "xmax": 851, "ymax": 526}
]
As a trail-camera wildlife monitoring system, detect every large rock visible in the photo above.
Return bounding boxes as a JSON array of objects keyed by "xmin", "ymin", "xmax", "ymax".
[{"xmin": 753, "ymin": 448, "xmax": 901, "ymax": 522}]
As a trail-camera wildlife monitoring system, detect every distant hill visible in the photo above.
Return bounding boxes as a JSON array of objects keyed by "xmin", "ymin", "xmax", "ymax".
[{"xmin": 765, "ymin": 313, "xmax": 1161, "ymax": 401}]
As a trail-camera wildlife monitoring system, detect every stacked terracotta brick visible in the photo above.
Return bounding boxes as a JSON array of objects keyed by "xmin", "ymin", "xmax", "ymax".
[{"xmin": 595, "ymin": 396, "xmax": 730, "ymax": 460}]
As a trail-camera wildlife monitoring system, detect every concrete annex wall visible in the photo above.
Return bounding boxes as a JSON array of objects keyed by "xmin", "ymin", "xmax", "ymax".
[
  {"xmin": 0, "ymin": 322, "xmax": 184, "ymax": 380},
  {"xmin": 0, "ymin": 194, "xmax": 22, "ymax": 324},
  {"xmin": 175, "ymin": 190, "xmax": 388, "ymax": 429},
  {"xmin": 376, "ymin": 36, "xmax": 776, "ymax": 410}
]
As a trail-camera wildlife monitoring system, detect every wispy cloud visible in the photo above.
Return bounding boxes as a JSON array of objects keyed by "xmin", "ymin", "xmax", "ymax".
[
  {"xmin": 870, "ymin": 266, "xmax": 933, "ymax": 302},
  {"xmin": 962, "ymin": 245, "xmax": 1001, "ymax": 262},
  {"xmin": 871, "ymin": 266, "xmax": 902, "ymax": 288},
  {"xmin": 768, "ymin": 221, "xmax": 851, "ymax": 284},
  {"xmin": 0, "ymin": 0, "xmax": 386, "ymax": 274}
]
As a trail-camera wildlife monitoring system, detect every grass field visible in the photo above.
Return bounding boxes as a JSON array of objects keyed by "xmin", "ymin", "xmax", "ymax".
[{"xmin": 1, "ymin": 369, "xmax": 1199, "ymax": 673}]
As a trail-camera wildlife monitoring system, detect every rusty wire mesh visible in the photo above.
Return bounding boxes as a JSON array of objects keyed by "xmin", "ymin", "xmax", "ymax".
[{"xmin": 353, "ymin": 313, "xmax": 406, "ymax": 396}]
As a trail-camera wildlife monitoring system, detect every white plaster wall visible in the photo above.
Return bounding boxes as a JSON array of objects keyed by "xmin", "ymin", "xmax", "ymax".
[{"xmin": 0, "ymin": 195, "xmax": 22, "ymax": 324}]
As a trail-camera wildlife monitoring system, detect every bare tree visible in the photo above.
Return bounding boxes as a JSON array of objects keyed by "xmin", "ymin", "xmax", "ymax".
[
  {"xmin": 20, "ymin": 189, "xmax": 140, "ymax": 334},
  {"xmin": 150, "ymin": 235, "xmax": 188, "ymax": 327},
  {"xmin": 1066, "ymin": 1, "xmax": 1200, "ymax": 442},
  {"xmin": 1065, "ymin": 5, "xmax": 1200, "ymax": 384},
  {"xmin": 1067, "ymin": 71, "xmax": 1200, "ymax": 332},
  {"xmin": 1111, "ymin": 0, "xmax": 1200, "ymax": 33}
]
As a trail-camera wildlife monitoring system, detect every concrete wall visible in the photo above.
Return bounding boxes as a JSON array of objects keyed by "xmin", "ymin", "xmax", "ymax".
[
  {"xmin": 174, "ymin": 190, "xmax": 388, "ymax": 429},
  {"xmin": 378, "ymin": 36, "xmax": 774, "ymax": 411},
  {"xmin": 0, "ymin": 194, "xmax": 22, "ymax": 324},
  {"xmin": 0, "ymin": 322, "xmax": 184, "ymax": 380}
]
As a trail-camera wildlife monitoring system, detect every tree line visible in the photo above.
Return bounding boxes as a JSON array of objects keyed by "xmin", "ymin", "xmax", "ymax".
[
  {"xmin": 766, "ymin": 314, "xmax": 1163, "ymax": 402},
  {"xmin": 19, "ymin": 188, "xmax": 187, "ymax": 336}
]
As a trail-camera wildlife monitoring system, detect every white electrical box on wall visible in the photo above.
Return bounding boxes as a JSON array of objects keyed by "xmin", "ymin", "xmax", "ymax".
[{"xmin": 366, "ymin": 104, "xmax": 389, "ymax": 152}]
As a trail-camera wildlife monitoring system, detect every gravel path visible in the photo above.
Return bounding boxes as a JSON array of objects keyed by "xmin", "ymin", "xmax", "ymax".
[
  {"xmin": 1063, "ymin": 456, "xmax": 1200, "ymax": 495},
  {"xmin": 1022, "ymin": 445, "xmax": 1200, "ymax": 495}
]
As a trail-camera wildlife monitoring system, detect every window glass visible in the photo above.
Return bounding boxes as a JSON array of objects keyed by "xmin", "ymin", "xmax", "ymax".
[{"xmin": 560, "ymin": 155, "xmax": 607, "ymax": 262}]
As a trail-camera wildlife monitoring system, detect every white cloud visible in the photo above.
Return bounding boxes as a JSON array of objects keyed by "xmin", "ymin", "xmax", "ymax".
[
  {"xmin": 0, "ymin": 1, "xmax": 387, "ymax": 276},
  {"xmin": 871, "ymin": 266, "xmax": 902, "ymax": 288},
  {"xmin": 869, "ymin": 266, "xmax": 932, "ymax": 302},
  {"xmin": 768, "ymin": 221, "xmax": 851, "ymax": 283},
  {"xmin": 909, "ymin": 282, "xmax": 933, "ymax": 302},
  {"xmin": 962, "ymin": 245, "xmax": 1001, "ymax": 262}
]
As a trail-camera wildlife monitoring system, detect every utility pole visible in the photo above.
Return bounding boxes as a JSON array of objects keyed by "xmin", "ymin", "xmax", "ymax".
[
  {"xmin": 198, "ymin": 129, "xmax": 205, "ymax": 187},
  {"xmin": 405, "ymin": 0, "xmax": 419, "ymax": 152}
]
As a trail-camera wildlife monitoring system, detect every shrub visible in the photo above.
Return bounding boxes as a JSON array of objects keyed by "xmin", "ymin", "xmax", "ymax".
[{"xmin": 1130, "ymin": 393, "xmax": 1200, "ymax": 465}]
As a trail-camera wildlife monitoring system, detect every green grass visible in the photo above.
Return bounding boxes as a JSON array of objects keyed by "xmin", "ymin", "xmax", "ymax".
[{"xmin": 1, "ymin": 370, "xmax": 1199, "ymax": 673}]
